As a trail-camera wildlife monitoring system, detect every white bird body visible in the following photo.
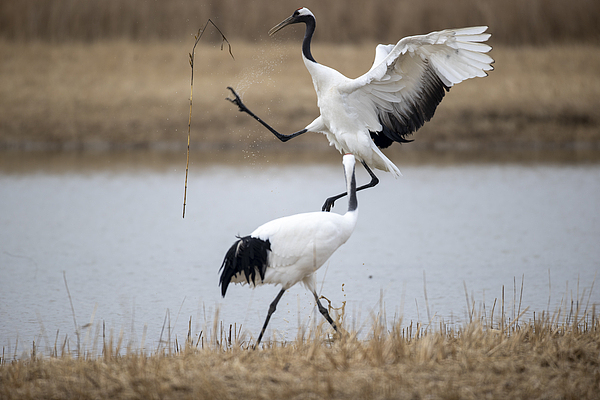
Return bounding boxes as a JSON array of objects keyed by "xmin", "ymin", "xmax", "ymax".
[
  {"xmin": 227, "ymin": 7, "xmax": 493, "ymax": 211},
  {"xmin": 221, "ymin": 154, "xmax": 357, "ymax": 295},
  {"xmin": 303, "ymin": 59, "xmax": 401, "ymax": 175},
  {"xmin": 219, "ymin": 154, "xmax": 358, "ymax": 346},
  {"xmin": 301, "ymin": 18, "xmax": 494, "ymax": 176},
  {"xmin": 240, "ymin": 209, "xmax": 357, "ymax": 290}
]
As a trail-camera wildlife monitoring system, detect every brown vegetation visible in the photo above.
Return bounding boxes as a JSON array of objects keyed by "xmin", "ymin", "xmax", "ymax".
[
  {"xmin": 1, "ymin": 1, "xmax": 600, "ymax": 154},
  {"xmin": 1, "ymin": 313, "xmax": 599, "ymax": 399},
  {"xmin": 1, "ymin": 40, "xmax": 600, "ymax": 152},
  {"xmin": 1, "ymin": 0, "xmax": 599, "ymax": 45}
]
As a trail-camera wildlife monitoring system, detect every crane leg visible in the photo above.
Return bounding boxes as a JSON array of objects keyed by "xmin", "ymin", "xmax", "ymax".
[
  {"xmin": 226, "ymin": 87, "xmax": 307, "ymax": 142},
  {"xmin": 255, "ymin": 288, "xmax": 286, "ymax": 349},
  {"xmin": 312, "ymin": 291, "xmax": 338, "ymax": 332},
  {"xmin": 322, "ymin": 160, "xmax": 379, "ymax": 212}
]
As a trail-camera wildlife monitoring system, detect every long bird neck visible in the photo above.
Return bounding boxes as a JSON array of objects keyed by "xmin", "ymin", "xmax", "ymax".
[
  {"xmin": 346, "ymin": 165, "xmax": 357, "ymax": 213},
  {"xmin": 302, "ymin": 17, "xmax": 316, "ymax": 63}
]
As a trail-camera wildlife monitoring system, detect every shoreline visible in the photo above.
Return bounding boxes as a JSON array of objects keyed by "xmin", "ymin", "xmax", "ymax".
[
  {"xmin": 2, "ymin": 315, "xmax": 598, "ymax": 399},
  {"xmin": 2, "ymin": 146, "xmax": 600, "ymax": 176}
]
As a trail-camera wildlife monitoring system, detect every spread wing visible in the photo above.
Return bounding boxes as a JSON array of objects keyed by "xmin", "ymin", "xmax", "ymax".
[{"xmin": 342, "ymin": 26, "xmax": 494, "ymax": 148}]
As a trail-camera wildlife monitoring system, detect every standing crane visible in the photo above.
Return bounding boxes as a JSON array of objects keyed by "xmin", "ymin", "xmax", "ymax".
[
  {"xmin": 227, "ymin": 7, "xmax": 494, "ymax": 211},
  {"xmin": 219, "ymin": 154, "xmax": 358, "ymax": 348}
]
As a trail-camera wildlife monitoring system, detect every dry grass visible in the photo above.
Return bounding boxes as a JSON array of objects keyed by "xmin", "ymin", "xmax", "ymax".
[
  {"xmin": 1, "ymin": 311, "xmax": 599, "ymax": 399},
  {"xmin": 1, "ymin": 0, "xmax": 599, "ymax": 45},
  {"xmin": 1, "ymin": 40, "xmax": 600, "ymax": 152}
]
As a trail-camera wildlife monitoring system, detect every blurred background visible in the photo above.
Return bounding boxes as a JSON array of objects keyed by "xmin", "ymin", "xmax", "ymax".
[
  {"xmin": 1, "ymin": 0, "xmax": 599, "ymax": 151},
  {"xmin": 2, "ymin": 0, "xmax": 599, "ymax": 44},
  {"xmin": 2, "ymin": 0, "xmax": 600, "ymax": 354}
]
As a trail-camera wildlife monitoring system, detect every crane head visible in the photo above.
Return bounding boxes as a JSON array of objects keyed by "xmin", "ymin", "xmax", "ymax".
[{"xmin": 269, "ymin": 7, "xmax": 315, "ymax": 36}]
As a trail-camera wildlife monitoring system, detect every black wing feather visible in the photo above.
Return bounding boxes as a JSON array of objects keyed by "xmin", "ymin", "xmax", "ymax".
[{"xmin": 370, "ymin": 62, "xmax": 450, "ymax": 149}]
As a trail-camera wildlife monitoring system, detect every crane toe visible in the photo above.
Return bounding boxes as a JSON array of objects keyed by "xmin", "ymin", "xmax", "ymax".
[
  {"xmin": 225, "ymin": 87, "xmax": 248, "ymax": 113},
  {"xmin": 322, "ymin": 197, "xmax": 336, "ymax": 212}
]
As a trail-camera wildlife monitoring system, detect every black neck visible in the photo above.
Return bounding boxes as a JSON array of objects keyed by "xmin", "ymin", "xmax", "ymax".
[
  {"xmin": 301, "ymin": 16, "xmax": 316, "ymax": 63},
  {"xmin": 347, "ymin": 168, "xmax": 357, "ymax": 212}
]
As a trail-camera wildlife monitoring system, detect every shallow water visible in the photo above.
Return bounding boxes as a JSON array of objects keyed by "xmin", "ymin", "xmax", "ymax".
[{"xmin": 1, "ymin": 150, "xmax": 599, "ymax": 355}]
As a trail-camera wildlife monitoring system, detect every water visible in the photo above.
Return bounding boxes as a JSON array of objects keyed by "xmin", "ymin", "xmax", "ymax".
[{"xmin": 1, "ymin": 150, "xmax": 599, "ymax": 355}]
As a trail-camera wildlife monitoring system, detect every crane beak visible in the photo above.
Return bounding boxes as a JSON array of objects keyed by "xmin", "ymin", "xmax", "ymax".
[{"xmin": 268, "ymin": 15, "xmax": 295, "ymax": 36}]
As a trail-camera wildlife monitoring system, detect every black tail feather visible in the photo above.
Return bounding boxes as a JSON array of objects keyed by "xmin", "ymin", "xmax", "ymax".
[{"xmin": 219, "ymin": 235, "xmax": 271, "ymax": 297}]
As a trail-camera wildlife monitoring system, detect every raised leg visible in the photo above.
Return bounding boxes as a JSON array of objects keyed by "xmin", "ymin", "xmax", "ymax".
[
  {"xmin": 255, "ymin": 288, "xmax": 286, "ymax": 349},
  {"xmin": 226, "ymin": 87, "xmax": 307, "ymax": 142},
  {"xmin": 322, "ymin": 160, "xmax": 379, "ymax": 212},
  {"xmin": 312, "ymin": 291, "xmax": 338, "ymax": 332}
]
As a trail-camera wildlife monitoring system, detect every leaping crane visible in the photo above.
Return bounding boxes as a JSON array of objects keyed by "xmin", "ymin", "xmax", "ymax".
[{"xmin": 227, "ymin": 7, "xmax": 494, "ymax": 211}]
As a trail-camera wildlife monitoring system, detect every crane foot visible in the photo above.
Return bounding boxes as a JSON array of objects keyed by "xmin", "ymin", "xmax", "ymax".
[{"xmin": 226, "ymin": 86, "xmax": 249, "ymax": 113}]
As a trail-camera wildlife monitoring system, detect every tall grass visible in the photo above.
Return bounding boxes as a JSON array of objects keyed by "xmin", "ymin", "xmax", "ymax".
[
  {"xmin": 1, "ymin": 0, "xmax": 599, "ymax": 45},
  {"xmin": 1, "ymin": 302, "xmax": 598, "ymax": 399},
  {"xmin": 2, "ymin": 279, "xmax": 597, "ymax": 360},
  {"xmin": 1, "ymin": 279, "xmax": 598, "ymax": 398}
]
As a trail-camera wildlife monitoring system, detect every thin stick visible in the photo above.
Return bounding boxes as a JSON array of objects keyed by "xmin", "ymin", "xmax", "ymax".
[
  {"xmin": 517, "ymin": 274, "xmax": 524, "ymax": 327},
  {"xmin": 463, "ymin": 281, "xmax": 471, "ymax": 323},
  {"xmin": 63, "ymin": 271, "xmax": 80, "ymax": 356},
  {"xmin": 183, "ymin": 19, "xmax": 234, "ymax": 218},
  {"xmin": 158, "ymin": 309, "xmax": 169, "ymax": 351},
  {"xmin": 423, "ymin": 270, "xmax": 431, "ymax": 325},
  {"xmin": 170, "ymin": 296, "xmax": 187, "ymax": 338}
]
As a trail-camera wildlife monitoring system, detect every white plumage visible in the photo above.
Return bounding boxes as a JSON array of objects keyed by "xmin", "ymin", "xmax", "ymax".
[
  {"xmin": 227, "ymin": 7, "xmax": 494, "ymax": 210},
  {"xmin": 304, "ymin": 24, "xmax": 493, "ymax": 176},
  {"xmin": 219, "ymin": 154, "xmax": 358, "ymax": 347}
]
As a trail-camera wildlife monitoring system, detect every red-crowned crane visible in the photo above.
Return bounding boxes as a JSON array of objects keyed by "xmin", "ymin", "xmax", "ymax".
[
  {"xmin": 219, "ymin": 154, "xmax": 358, "ymax": 348},
  {"xmin": 227, "ymin": 7, "xmax": 494, "ymax": 211}
]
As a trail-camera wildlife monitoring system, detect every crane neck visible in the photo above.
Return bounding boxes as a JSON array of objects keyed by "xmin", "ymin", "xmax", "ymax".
[
  {"xmin": 346, "ymin": 163, "xmax": 357, "ymax": 213},
  {"xmin": 302, "ymin": 17, "xmax": 316, "ymax": 63}
]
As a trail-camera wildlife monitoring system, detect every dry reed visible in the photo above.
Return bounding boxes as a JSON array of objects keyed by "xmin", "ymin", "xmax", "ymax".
[
  {"xmin": 1, "ymin": 0, "xmax": 599, "ymax": 45},
  {"xmin": 1, "ymin": 41, "xmax": 599, "ymax": 152},
  {"xmin": 1, "ymin": 307, "xmax": 598, "ymax": 399},
  {"xmin": 182, "ymin": 20, "xmax": 233, "ymax": 218}
]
